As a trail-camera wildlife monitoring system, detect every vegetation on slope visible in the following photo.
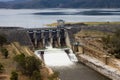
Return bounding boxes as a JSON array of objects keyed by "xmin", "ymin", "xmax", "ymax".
[
  {"xmin": 0, "ymin": 33, "xmax": 59, "ymax": 80},
  {"xmin": 102, "ymin": 29, "xmax": 120, "ymax": 58},
  {"xmin": 76, "ymin": 28, "xmax": 120, "ymax": 59},
  {"xmin": 14, "ymin": 53, "xmax": 42, "ymax": 79}
]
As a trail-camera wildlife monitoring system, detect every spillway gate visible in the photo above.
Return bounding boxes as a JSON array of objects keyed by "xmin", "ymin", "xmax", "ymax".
[{"xmin": 27, "ymin": 28, "xmax": 69, "ymax": 49}]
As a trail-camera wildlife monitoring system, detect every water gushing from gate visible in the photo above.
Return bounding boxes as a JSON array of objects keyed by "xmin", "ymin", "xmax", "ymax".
[{"xmin": 44, "ymin": 43, "xmax": 75, "ymax": 66}]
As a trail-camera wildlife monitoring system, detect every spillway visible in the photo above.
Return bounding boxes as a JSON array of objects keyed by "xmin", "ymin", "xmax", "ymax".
[
  {"xmin": 35, "ymin": 46, "xmax": 111, "ymax": 80},
  {"xmin": 44, "ymin": 49, "xmax": 74, "ymax": 66},
  {"xmin": 44, "ymin": 44, "xmax": 75, "ymax": 66}
]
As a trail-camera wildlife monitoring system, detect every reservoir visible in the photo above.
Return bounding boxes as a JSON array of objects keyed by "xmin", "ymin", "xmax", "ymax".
[{"xmin": 0, "ymin": 8, "xmax": 120, "ymax": 28}]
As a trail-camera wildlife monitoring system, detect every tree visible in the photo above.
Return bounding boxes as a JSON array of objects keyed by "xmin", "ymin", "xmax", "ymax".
[
  {"xmin": 14, "ymin": 53, "xmax": 26, "ymax": 74},
  {"xmin": 0, "ymin": 63, "xmax": 4, "ymax": 73},
  {"xmin": 31, "ymin": 70, "xmax": 41, "ymax": 80},
  {"xmin": 14, "ymin": 54, "xmax": 42, "ymax": 77},
  {"xmin": 10, "ymin": 71, "xmax": 18, "ymax": 80},
  {"xmin": 25, "ymin": 56, "xmax": 42, "ymax": 76},
  {"xmin": 1, "ymin": 48, "xmax": 9, "ymax": 58},
  {"xmin": 0, "ymin": 35, "xmax": 7, "ymax": 46}
]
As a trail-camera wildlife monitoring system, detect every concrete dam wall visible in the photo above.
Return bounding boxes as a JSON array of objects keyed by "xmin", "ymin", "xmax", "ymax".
[
  {"xmin": 0, "ymin": 27, "xmax": 71, "ymax": 50},
  {"xmin": 0, "ymin": 27, "xmax": 33, "ymax": 48},
  {"xmin": 27, "ymin": 28, "xmax": 71, "ymax": 49}
]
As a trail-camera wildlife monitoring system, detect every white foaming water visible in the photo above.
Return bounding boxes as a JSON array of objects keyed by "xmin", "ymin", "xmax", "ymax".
[
  {"xmin": 35, "ymin": 44, "xmax": 77, "ymax": 66},
  {"xmin": 44, "ymin": 49, "xmax": 74, "ymax": 66},
  {"xmin": 45, "ymin": 44, "xmax": 73, "ymax": 66},
  {"xmin": 45, "ymin": 43, "xmax": 53, "ymax": 49}
]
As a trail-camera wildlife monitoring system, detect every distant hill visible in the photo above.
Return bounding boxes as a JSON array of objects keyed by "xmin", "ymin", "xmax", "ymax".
[
  {"xmin": 0, "ymin": 0, "xmax": 13, "ymax": 2},
  {"xmin": 0, "ymin": 0, "xmax": 120, "ymax": 8},
  {"xmin": 0, "ymin": 2, "xmax": 10, "ymax": 8}
]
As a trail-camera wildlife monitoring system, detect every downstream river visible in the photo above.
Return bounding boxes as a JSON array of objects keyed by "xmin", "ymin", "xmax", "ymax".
[
  {"xmin": 51, "ymin": 63, "xmax": 111, "ymax": 80},
  {"xmin": 0, "ymin": 8, "xmax": 120, "ymax": 28}
]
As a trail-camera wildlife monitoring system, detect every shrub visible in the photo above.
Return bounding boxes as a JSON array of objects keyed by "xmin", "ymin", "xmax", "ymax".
[
  {"xmin": 0, "ymin": 35, "xmax": 7, "ymax": 46},
  {"xmin": 1, "ymin": 48, "xmax": 9, "ymax": 58},
  {"xmin": 0, "ymin": 63, "xmax": 4, "ymax": 73},
  {"xmin": 25, "ymin": 56, "xmax": 42, "ymax": 76},
  {"xmin": 14, "ymin": 53, "xmax": 26, "ymax": 74},
  {"xmin": 10, "ymin": 71, "xmax": 18, "ymax": 80},
  {"xmin": 102, "ymin": 29, "xmax": 120, "ymax": 59},
  {"xmin": 31, "ymin": 70, "xmax": 42, "ymax": 80},
  {"xmin": 14, "ymin": 54, "xmax": 42, "ymax": 77}
]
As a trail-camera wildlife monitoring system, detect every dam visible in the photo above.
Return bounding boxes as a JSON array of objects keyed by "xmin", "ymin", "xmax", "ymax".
[
  {"xmin": 0, "ymin": 24, "xmax": 111, "ymax": 80},
  {"xmin": 27, "ymin": 27, "xmax": 67, "ymax": 49},
  {"xmin": 26, "ymin": 24, "xmax": 111, "ymax": 80}
]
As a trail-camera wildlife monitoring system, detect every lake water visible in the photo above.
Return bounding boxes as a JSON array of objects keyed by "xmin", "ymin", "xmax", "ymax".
[{"xmin": 0, "ymin": 8, "xmax": 120, "ymax": 28}]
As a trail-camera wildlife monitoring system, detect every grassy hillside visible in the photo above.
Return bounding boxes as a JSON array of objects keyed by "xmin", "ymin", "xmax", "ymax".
[
  {"xmin": 0, "ymin": 43, "xmax": 33, "ymax": 80},
  {"xmin": 0, "ymin": 42, "xmax": 56, "ymax": 80}
]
